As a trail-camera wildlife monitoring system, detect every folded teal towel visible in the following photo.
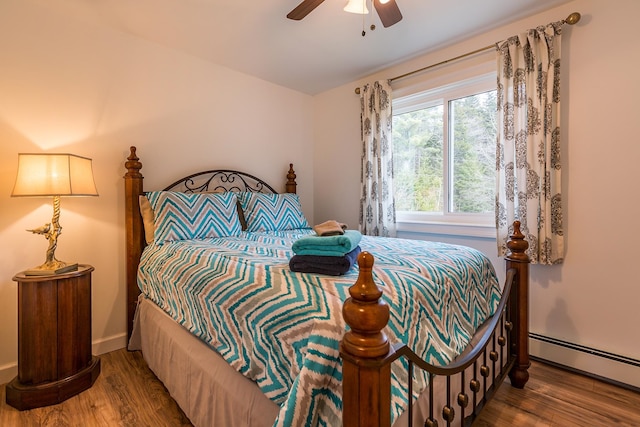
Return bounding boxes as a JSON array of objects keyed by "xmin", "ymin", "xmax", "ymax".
[{"xmin": 292, "ymin": 230, "xmax": 362, "ymax": 256}]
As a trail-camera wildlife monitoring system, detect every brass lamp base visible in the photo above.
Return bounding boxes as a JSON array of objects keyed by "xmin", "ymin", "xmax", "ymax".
[
  {"xmin": 24, "ymin": 262, "xmax": 79, "ymax": 276},
  {"xmin": 23, "ymin": 195, "xmax": 79, "ymax": 276}
]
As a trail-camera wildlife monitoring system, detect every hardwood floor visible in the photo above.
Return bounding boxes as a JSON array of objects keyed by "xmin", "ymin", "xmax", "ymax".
[
  {"xmin": 474, "ymin": 360, "xmax": 640, "ymax": 426},
  {"xmin": 0, "ymin": 350, "xmax": 192, "ymax": 427},
  {"xmin": 1, "ymin": 349, "xmax": 638, "ymax": 426}
]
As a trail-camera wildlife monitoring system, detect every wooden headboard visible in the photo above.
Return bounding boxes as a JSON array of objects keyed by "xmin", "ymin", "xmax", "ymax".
[{"xmin": 123, "ymin": 146, "xmax": 298, "ymax": 338}]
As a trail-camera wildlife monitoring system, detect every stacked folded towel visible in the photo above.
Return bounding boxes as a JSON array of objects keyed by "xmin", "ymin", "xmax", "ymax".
[
  {"xmin": 289, "ymin": 246, "xmax": 361, "ymax": 276},
  {"xmin": 290, "ymin": 227, "xmax": 362, "ymax": 276},
  {"xmin": 292, "ymin": 230, "xmax": 362, "ymax": 256},
  {"xmin": 313, "ymin": 220, "xmax": 348, "ymax": 236}
]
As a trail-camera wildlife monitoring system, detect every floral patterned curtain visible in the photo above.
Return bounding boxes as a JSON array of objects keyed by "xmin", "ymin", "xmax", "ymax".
[
  {"xmin": 496, "ymin": 22, "xmax": 564, "ymax": 264},
  {"xmin": 359, "ymin": 80, "xmax": 396, "ymax": 237}
]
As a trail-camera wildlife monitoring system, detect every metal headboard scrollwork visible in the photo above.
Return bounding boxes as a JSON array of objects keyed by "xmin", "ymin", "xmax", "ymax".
[{"xmin": 162, "ymin": 170, "xmax": 278, "ymax": 194}]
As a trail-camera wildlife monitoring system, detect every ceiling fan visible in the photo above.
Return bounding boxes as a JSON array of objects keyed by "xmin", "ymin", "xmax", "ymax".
[{"xmin": 287, "ymin": 0, "xmax": 403, "ymax": 28}]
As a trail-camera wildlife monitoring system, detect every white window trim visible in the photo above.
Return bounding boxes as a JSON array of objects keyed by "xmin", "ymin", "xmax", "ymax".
[
  {"xmin": 394, "ymin": 73, "xmax": 496, "ymax": 115},
  {"xmin": 396, "ymin": 216, "xmax": 497, "ymax": 239},
  {"xmin": 393, "ymin": 68, "xmax": 497, "ymax": 236}
]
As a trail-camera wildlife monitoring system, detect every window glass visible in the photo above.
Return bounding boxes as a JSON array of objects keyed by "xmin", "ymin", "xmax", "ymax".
[
  {"xmin": 392, "ymin": 73, "xmax": 496, "ymax": 227},
  {"xmin": 449, "ymin": 91, "xmax": 496, "ymax": 214},
  {"xmin": 393, "ymin": 104, "xmax": 443, "ymax": 212}
]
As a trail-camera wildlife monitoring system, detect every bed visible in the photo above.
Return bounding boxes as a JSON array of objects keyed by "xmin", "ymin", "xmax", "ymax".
[{"xmin": 123, "ymin": 146, "xmax": 530, "ymax": 427}]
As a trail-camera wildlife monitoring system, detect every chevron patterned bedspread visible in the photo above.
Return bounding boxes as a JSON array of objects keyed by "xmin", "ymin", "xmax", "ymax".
[{"xmin": 138, "ymin": 230, "xmax": 501, "ymax": 426}]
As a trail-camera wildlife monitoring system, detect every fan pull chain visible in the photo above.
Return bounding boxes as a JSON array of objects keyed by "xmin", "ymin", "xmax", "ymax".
[{"xmin": 362, "ymin": 0, "xmax": 377, "ymax": 37}]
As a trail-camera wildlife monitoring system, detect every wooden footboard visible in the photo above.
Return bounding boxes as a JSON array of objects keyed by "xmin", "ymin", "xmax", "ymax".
[{"xmin": 340, "ymin": 222, "xmax": 530, "ymax": 427}]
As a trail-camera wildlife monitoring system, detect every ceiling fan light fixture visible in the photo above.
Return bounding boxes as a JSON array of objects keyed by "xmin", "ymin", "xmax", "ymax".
[
  {"xmin": 379, "ymin": 0, "xmax": 390, "ymax": 3},
  {"xmin": 344, "ymin": 0, "xmax": 369, "ymax": 14}
]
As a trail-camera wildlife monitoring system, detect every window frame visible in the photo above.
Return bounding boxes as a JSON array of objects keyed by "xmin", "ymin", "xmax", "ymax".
[{"xmin": 392, "ymin": 70, "xmax": 497, "ymax": 238}]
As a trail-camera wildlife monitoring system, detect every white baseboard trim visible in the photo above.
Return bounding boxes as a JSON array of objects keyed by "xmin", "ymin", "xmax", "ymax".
[
  {"xmin": 0, "ymin": 333, "xmax": 128, "ymax": 386},
  {"xmin": 92, "ymin": 332, "xmax": 128, "ymax": 356},
  {"xmin": 0, "ymin": 362, "xmax": 17, "ymax": 386},
  {"xmin": 530, "ymin": 335, "xmax": 640, "ymax": 389}
]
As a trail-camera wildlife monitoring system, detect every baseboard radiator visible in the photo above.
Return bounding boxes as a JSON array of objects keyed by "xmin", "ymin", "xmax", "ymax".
[{"xmin": 529, "ymin": 333, "xmax": 640, "ymax": 392}]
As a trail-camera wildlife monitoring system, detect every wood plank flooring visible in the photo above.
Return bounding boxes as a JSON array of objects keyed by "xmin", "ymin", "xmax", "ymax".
[
  {"xmin": 474, "ymin": 359, "xmax": 640, "ymax": 426},
  {"xmin": 0, "ymin": 349, "xmax": 191, "ymax": 427},
  {"xmin": 1, "ymin": 348, "xmax": 638, "ymax": 426}
]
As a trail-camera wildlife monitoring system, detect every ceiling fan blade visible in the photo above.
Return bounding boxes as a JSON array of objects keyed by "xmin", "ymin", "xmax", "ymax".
[
  {"xmin": 287, "ymin": 0, "xmax": 326, "ymax": 20},
  {"xmin": 373, "ymin": 0, "xmax": 403, "ymax": 28}
]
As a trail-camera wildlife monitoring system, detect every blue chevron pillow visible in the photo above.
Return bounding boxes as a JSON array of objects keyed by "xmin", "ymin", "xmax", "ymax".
[
  {"xmin": 146, "ymin": 191, "xmax": 242, "ymax": 244},
  {"xmin": 238, "ymin": 192, "xmax": 310, "ymax": 232}
]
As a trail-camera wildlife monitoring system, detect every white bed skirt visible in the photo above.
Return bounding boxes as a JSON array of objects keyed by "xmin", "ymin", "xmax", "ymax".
[
  {"xmin": 129, "ymin": 296, "xmax": 280, "ymax": 427},
  {"xmin": 129, "ymin": 296, "xmax": 494, "ymax": 427}
]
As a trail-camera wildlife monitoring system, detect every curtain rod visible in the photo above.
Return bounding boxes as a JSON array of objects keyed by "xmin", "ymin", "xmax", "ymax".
[{"xmin": 354, "ymin": 12, "xmax": 581, "ymax": 94}]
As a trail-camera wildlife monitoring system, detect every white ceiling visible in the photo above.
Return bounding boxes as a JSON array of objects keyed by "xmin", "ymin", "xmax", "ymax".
[{"xmin": 61, "ymin": 0, "xmax": 573, "ymax": 95}]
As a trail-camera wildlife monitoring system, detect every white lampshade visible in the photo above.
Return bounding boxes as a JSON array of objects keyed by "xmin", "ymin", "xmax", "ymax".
[
  {"xmin": 344, "ymin": 0, "xmax": 369, "ymax": 14},
  {"xmin": 12, "ymin": 153, "xmax": 98, "ymax": 197}
]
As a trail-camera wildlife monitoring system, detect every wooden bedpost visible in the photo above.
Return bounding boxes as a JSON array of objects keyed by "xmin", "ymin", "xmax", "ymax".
[
  {"xmin": 340, "ymin": 252, "xmax": 394, "ymax": 427},
  {"xmin": 505, "ymin": 221, "xmax": 530, "ymax": 388},
  {"xmin": 124, "ymin": 146, "xmax": 144, "ymax": 340},
  {"xmin": 286, "ymin": 163, "xmax": 297, "ymax": 194}
]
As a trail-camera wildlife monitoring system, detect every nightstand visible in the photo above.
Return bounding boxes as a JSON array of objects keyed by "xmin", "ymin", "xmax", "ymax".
[{"xmin": 6, "ymin": 264, "xmax": 101, "ymax": 410}]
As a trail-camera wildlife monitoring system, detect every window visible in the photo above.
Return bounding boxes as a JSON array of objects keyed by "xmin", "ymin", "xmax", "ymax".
[{"xmin": 392, "ymin": 72, "xmax": 497, "ymax": 235}]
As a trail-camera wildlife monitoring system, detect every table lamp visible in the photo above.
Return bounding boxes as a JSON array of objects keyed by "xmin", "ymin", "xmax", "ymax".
[{"xmin": 11, "ymin": 153, "xmax": 98, "ymax": 275}]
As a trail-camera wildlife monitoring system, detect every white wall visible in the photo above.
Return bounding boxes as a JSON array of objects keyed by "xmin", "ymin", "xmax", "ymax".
[
  {"xmin": 314, "ymin": 0, "xmax": 640, "ymax": 387},
  {"xmin": 0, "ymin": 1, "xmax": 314, "ymax": 383}
]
